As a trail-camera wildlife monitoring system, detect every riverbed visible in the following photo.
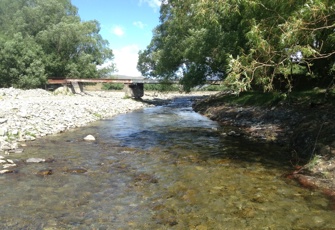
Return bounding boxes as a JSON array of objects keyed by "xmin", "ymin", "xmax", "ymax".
[{"xmin": 0, "ymin": 95, "xmax": 334, "ymax": 229}]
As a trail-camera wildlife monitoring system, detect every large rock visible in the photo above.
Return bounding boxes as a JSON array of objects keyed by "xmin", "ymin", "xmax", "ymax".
[{"xmin": 84, "ymin": 135, "xmax": 96, "ymax": 141}]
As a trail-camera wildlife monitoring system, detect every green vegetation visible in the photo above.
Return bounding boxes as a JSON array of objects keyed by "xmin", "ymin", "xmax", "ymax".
[
  {"xmin": 138, "ymin": 0, "xmax": 335, "ymax": 93},
  {"xmin": 102, "ymin": 83, "xmax": 124, "ymax": 91},
  {"xmin": 0, "ymin": 0, "xmax": 115, "ymax": 89},
  {"xmin": 102, "ymin": 82, "xmax": 228, "ymax": 92},
  {"xmin": 144, "ymin": 83, "xmax": 179, "ymax": 92},
  {"xmin": 207, "ymin": 89, "xmax": 335, "ymax": 107}
]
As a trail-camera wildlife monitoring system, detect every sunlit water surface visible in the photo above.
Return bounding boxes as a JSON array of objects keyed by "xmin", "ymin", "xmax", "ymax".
[{"xmin": 0, "ymin": 96, "xmax": 334, "ymax": 229}]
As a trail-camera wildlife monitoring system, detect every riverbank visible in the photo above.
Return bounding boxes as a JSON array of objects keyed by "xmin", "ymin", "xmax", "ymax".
[
  {"xmin": 0, "ymin": 88, "xmax": 214, "ymax": 172},
  {"xmin": 193, "ymin": 91, "xmax": 335, "ymax": 196}
]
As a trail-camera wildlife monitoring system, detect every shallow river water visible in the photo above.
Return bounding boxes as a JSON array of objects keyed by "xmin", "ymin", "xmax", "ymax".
[{"xmin": 0, "ymin": 96, "xmax": 335, "ymax": 229}]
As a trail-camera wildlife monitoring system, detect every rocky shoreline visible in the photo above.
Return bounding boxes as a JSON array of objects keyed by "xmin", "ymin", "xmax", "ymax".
[
  {"xmin": 0, "ymin": 88, "xmax": 214, "ymax": 173},
  {"xmin": 0, "ymin": 88, "xmax": 157, "ymax": 172},
  {"xmin": 2, "ymin": 88, "xmax": 334, "ymax": 198},
  {"xmin": 193, "ymin": 92, "xmax": 335, "ymax": 197},
  {"xmin": 0, "ymin": 88, "xmax": 151, "ymax": 153}
]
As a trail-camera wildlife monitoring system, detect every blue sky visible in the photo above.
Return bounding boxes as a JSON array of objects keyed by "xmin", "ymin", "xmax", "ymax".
[{"xmin": 71, "ymin": 0, "xmax": 161, "ymax": 76}]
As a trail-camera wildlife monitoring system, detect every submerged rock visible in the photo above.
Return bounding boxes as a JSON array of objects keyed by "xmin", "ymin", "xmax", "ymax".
[
  {"xmin": 26, "ymin": 158, "xmax": 46, "ymax": 163},
  {"xmin": 36, "ymin": 169, "xmax": 53, "ymax": 176},
  {"xmin": 64, "ymin": 168, "xmax": 87, "ymax": 174}
]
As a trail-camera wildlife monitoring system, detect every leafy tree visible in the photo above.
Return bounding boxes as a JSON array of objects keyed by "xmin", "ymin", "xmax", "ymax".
[
  {"xmin": 0, "ymin": 0, "xmax": 115, "ymax": 88},
  {"xmin": 0, "ymin": 33, "xmax": 46, "ymax": 88},
  {"xmin": 138, "ymin": 0, "xmax": 335, "ymax": 93}
]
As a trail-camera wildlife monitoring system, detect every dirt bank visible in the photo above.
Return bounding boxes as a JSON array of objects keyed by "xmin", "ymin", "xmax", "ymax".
[{"xmin": 192, "ymin": 91, "xmax": 335, "ymax": 196}]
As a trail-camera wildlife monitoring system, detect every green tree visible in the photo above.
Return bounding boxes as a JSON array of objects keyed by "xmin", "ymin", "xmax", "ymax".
[
  {"xmin": 0, "ymin": 34, "xmax": 46, "ymax": 88},
  {"xmin": 0, "ymin": 0, "xmax": 115, "ymax": 88},
  {"xmin": 138, "ymin": 0, "xmax": 335, "ymax": 93}
]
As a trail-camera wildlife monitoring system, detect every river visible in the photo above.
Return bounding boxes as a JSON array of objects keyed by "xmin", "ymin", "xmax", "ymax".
[{"xmin": 0, "ymin": 95, "xmax": 334, "ymax": 229}]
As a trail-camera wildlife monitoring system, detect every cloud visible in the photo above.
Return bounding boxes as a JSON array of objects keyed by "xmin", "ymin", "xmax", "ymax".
[
  {"xmin": 133, "ymin": 21, "xmax": 146, "ymax": 29},
  {"xmin": 112, "ymin": 45, "xmax": 142, "ymax": 77},
  {"xmin": 111, "ymin": 25, "xmax": 125, "ymax": 37},
  {"xmin": 139, "ymin": 0, "xmax": 161, "ymax": 10}
]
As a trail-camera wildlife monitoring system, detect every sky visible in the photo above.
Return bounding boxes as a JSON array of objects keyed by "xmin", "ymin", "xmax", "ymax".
[{"xmin": 71, "ymin": 0, "xmax": 161, "ymax": 77}]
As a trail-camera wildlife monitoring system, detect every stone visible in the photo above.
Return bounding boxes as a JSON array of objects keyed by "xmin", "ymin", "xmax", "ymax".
[
  {"xmin": 26, "ymin": 158, "xmax": 46, "ymax": 163},
  {"xmin": 25, "ymin": 135, "xmax": 36, "ymax": 141},
  {"xmin": 11, "ymin": 129, "xmax": 19, "ymax": 135},
  {"xmin": 36, "ymin": 169, "xmax": 53, "ymax": 176},
  {"xmin": 65, "ymin": 168, "xmax": 87, "ymax": 174},
  {"xmin": 84, "ymin": 135, "xmax": 96, "ymax": 141},
  {"xmin": 0, "ymin": 127, "xmax": 7, "ymax": 136},
  {"xmin": 0, "ymin": 169, "xmax": 15, "ymax": 174},
  {"xmin": 6, "ymin": 159, "xmax": 14, "ymax": 164},
  {"xmin": 0, "ymin": 88, "xmax": 149, "ymax": 153},
  {"xmin": 3, "ymin": 163, "xmax": 16, "ymax": 168}
]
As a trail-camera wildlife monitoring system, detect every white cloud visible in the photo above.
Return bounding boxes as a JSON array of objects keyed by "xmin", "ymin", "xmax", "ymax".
[
  {"xmin": 112, "ymin": 45, "xmax": 142, "ymax": 77},
  {"xmin": 133, "ymin": 21, "xmax": 146, "ymax": 29},
  {"xmin": 111, "ymin": 25, "xmax": 125, "ymax": 37},
  {"xmin": 139, "ymin": 0, "xmax": 161, "ymax": 10}
]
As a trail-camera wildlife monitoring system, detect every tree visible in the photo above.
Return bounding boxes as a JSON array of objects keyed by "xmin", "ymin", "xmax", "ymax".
[
  {"xmin": 0, "ymin": 34, "xmax": 46, "ymax": 88},
  {"xmin": 0, "ymin": 0, "xmax": 115, "ymax": 88},
  {"xmin": 138, "ymin": 0, "xmax": 335, "ymax": 93}
]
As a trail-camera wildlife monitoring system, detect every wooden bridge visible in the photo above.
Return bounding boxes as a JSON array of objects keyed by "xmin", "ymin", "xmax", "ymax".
[
  {"xmin": 47, "ymin": 78, "xmax": 221, "ymax": 98},
  {"xmin": 47, "ymin": 78, "xmax": 179, "ymax": 98}
]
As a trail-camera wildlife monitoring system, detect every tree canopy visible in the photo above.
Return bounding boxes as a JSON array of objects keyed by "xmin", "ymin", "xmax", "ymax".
[
  {"xmin": 0, "ymin": 0, "xmax": 115, "ymax": 88},
  {"xmin": 137, "ymin": 0, "xmax": 335, "ymax": 92}
]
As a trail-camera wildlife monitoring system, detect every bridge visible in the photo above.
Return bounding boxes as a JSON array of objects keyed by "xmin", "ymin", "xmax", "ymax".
[
  {"xmin": 47, "ymin": 78, "xmax": 178, "ymax": 98},
  {"xmin": 47, "ymin": 78, "xmax": 221, "ymax": 98}
]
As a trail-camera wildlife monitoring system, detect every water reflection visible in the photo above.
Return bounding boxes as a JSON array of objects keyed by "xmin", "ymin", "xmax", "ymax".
[{"xmin": 0, "ymin": 95, "xmax": 334, "ymax": 229}]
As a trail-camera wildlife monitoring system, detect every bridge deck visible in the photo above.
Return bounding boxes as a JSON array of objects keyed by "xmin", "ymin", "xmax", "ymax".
[
  {"xmin": 47, "ymin": 78, "xmax": 222, "ymax": 85},
  {"xmin": 47, "ymin": 78, "xmax": 173, "ymax": 84}
]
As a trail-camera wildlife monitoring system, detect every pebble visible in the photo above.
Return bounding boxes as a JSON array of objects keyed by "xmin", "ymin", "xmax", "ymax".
[{"xmin": 0, "ymin": 87, "xmax": 151, "ymax": 153}]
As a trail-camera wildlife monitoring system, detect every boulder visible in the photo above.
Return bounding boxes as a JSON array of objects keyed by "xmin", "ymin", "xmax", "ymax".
[{"xmin": 84, "ymin": 135, "xmax": 96, "ymax": 141}]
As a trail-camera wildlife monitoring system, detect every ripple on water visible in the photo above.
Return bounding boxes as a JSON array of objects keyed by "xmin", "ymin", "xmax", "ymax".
[{"xmin": 0, "ymin": 97, "xmax": 334, "ymax": 229}]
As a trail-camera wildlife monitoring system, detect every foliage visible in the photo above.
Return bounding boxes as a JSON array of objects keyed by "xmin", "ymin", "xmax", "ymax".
[
  {"xmin": 102, "ymin": 83, "xmax": 124, "ymax": 90},
  {"xmin": 0, "ymin": 0, "xmax": 115, "ymax": 88},
  {"xmin": 0, "ymin": 34, "xmax": 46, "ymax": 88},
  {"xmin": 138, "ymin": 0, "xmax": 335, "ymax": 93},
  {"xmin": 144, "ymin": 83, "xmax": 180, "ymax": 92},
  {"xmin": 205, "ymin": 88, "xmax": 334, "ymax": 108}
]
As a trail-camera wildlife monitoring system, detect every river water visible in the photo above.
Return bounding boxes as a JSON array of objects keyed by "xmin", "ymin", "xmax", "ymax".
[{"xmin": 0, "ymin": 96, "xmax": 334, "ymax": 229}]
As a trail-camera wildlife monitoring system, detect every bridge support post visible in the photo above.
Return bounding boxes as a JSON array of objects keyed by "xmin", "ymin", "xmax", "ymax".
[
  {"xmin": 123, "ymin": 83, "xmax": 144, "ymax": 98},
  {"xmin": 70, "ymin": 81, "xmax": 83, "ymax": 94}
]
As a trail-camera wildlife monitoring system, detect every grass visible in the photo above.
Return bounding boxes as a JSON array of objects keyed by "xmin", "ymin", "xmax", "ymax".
[{"xmin": 209, "ymin": 88, "xmax": 335, "ymax": 107}]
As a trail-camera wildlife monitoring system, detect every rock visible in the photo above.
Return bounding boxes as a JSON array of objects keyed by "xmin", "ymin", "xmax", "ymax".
[
  {"xmin": 36, "ymin": 169, "xmax": 53, "ymax": 176},
  {"xmin": 0, "ymin": 88, "xmax": 150, "ymax": 153},
  {"xmin": 0, "ymin": 127, "xmax": 7, "ymax": 136},
  {"xmin": 26, "ymin": 158, "xmax": 46, "ymax": 163},
  {"xmin": 13, "ymin": 148, "xmax": 24, "ymax": 154},
  {"xmin": 3, "ymin": 163, "xmax": 16, "ymax": 168},
  {"xmin": 1, "ymin": 142, "xmax": 12, "ymax": 150},
  {"xmin": 6, "ymin": 159, "xmax": 14, "ymax": 164},
  {"xmin": 0, "ymin": 169, "xmax": 16, "ymax": 174},
  {"xmin": 228, "ymin": 130, "xmax": 241, "ymax": 137},
  {"xmin": 64, "ymin": 168, "xmax": 88, "ymax": 174},
  {"xmin": 24, "ymin": 135, "xmax": 36, "ymax": 141},
  {"xmin": 53, "ymin": 87, "xmax": 71, "ymax": 95},
  {"xmin": 84, "ymin": 135, "xmax": 96, "ymax": 141}
]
